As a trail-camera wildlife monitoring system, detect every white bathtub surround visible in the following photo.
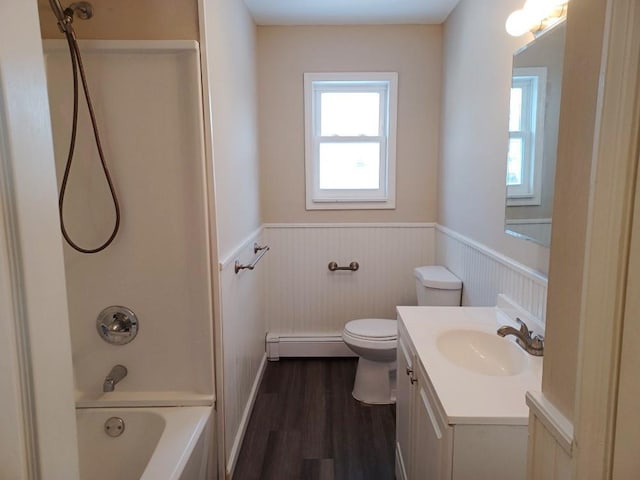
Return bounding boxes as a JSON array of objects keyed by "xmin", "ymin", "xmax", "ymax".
[
  {"xmin": 75, "ymin": 391, "xmax": 214, "ymax": 409},
  {"xmin": 43, "ymin": 40, "xmax": 215, "ymax": 404},
  {"xmin": 76, "ymin": 406, "xmax": 212, "ymax": 480},
  {"xmin": 436, "ymin": 225, "xmax": 548, "ymax": 322},
  {"xmin": 218, "ymin": 227, "xmax": 269, "ymax": 477}
]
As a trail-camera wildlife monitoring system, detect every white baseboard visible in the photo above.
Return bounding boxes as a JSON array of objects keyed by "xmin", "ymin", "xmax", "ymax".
[
  {"xmin": 265, "ymin": 333, "xmax": 357, "ymax": 360},
  {"xmin": 225, "ymin": 353, "xmax": 267, "ymax": 478}
]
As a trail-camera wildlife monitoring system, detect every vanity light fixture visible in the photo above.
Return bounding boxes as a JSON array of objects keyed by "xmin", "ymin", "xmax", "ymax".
[{"xmin": 506, "ymin": 0, "xmax": 569, "ymax": 37}]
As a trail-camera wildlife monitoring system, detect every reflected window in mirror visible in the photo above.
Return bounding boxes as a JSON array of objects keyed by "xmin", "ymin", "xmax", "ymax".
[
  {"xmin": 504, "ymin": 21, "xmax": 566, "ymax": 248},
  {"xmin": 507, "ymin": 67, "xmax": 547, "ymax": 206}
]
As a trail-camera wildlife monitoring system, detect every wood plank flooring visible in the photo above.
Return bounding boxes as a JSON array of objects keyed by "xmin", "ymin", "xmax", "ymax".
[{"xmin": 233, "ymin": 358, "xmax": 396, "ymax": 480}]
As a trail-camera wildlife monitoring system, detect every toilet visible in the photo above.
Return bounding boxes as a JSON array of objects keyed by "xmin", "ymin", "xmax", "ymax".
[{"xmin": 342, "ymin": 265, "xmax": 462, "ymax": 404}]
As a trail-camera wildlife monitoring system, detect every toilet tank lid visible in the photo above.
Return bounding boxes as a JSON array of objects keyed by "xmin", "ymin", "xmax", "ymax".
[{"xmin": 413, "ymin": 266, "xmax": 462, "ymax": 290}]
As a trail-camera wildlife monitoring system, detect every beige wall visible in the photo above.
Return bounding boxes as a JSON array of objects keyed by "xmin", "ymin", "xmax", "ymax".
[
  {"xmin": 201, "ymin": 0, "xmax": 261, "ymax": 258},
  {"xmin": 441, "ymin": 0, "xmax": 550, "ymax": 275},
  {"xmin": 257, "ymin": 25, "xmax": 442, "ymax": 223},
  {"xmin": 38, "ymin": 0, "xmax": 198, "ymax": 39},
  {"xmin": 542, "ymin": 0, "xmax": 607, "ymax": 420},
  {"xmin": 199, "ymin": 1, "xmax": 264, "ymax": 476}
]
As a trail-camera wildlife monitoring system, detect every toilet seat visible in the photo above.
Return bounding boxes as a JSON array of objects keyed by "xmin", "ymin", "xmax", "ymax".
[{"xmin": 344, "ymin": 318, "xmax": 397, "ymax": 341}]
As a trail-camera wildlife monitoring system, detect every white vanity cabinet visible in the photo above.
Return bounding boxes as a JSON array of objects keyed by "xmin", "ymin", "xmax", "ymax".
[
  {"xmin": 412, "ymin": 360, "xmax": 454, "ymax": 479},
  {"xmin": 396, "ymin": 312, "xmax": 531, "ymax": 480},
  {"xmin": 396, "ymin": 322, "xmax": 453, "ymax": 480},
  {"xmin": 395, "ymin": 330, "xmax": 415, "ymax": 479}
]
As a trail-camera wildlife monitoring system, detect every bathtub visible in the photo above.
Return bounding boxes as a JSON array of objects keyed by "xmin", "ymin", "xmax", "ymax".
[{"xmin": 75, "ymin": 406, "xmax": 212, "ymax": 480}]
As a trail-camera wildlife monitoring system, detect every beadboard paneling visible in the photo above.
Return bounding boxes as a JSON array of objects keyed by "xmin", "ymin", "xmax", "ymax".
[
  {"xmin": 526, "ymin": 392, "xmax": 573, "ymax": 480},
  {"xmin": 436, "ymin": 226, "xmax": 548, "ymax": 322},
  {"xmin": 263, "ymin": 224, "xmax": 436, "ymax": 334},
  {"xmin": 218, "ymin": 228, "xmax": 267, "ymax": 474}
]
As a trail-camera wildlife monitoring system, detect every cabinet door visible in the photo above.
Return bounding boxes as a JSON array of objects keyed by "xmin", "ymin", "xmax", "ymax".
[
  {"xmin": 396, "ymin": 333, "xmax": 414, "ymax": 480},
  {"xmin": 413, "ymin": 368, "xmax": 453, "ymax": 480}
]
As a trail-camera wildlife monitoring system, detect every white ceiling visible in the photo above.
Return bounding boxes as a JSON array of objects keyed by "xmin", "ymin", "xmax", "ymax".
[{"xmin": 243, "ymin": 0, "xmax": 461, "ymax": 25}]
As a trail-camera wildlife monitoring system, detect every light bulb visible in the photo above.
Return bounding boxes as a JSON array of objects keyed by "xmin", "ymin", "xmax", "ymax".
[
  {"xmin": 506, "ymin": 9, "xmax": 533, "ymax": 37},
  {"xmin": 523, "ymin": 0, "xmax": 556, "ymax": 22}
]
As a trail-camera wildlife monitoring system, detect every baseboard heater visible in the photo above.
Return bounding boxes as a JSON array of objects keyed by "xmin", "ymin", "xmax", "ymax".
[{"xmin": 265, "ymin": 333, "xmax": 356, "ymax": 361}]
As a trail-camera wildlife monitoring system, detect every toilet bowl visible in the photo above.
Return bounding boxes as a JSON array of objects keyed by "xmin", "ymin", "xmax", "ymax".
[
  {"xmin": 342, "ymin": 318, "xmax": 398, "ymax": 404},
  {"xmin": 342, "ymin": 265, "xmax": 463, "ymax": 405}
]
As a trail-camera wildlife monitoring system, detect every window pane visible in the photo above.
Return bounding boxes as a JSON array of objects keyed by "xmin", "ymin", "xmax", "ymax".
[
  {"xmin": 509, "ymin": 87, "xmax": 523, "ymax": 131},
  {"xmin": 319, "ymin": 143, "xmax": 380, "ymax": 189},
  {"xmin": 320, "ymin": 92, "xmax": 380, "ymax": 136},
  {"xmin": 507, "ymin": 137, "xmax": 523, "ymax": 186}
]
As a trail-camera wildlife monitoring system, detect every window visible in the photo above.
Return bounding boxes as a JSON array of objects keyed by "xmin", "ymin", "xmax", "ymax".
[
  {"xmin": 304, "ymin": 72, "xmax": 398, "ymax": 210},
  {"xmin": 507, "ymin": 67, "xmax": 547, "ymax": 206}
]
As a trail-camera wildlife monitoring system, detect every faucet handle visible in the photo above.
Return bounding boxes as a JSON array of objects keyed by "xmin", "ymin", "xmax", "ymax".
[
  {"xmin": 97, "ymin": 306, "xmax": 139, "ymax": 345},
  {"xmin": 516, "ymin": 318, "xmax": 532, "ymax": 337},
  {"xmin": 530, "ymin": 334, "xmax": 545, "ymax": 350}
]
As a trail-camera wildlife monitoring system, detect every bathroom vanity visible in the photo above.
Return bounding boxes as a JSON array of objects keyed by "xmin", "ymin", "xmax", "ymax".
[{"xmin": 395, "ymin": 305, "xmax": 543, "ymax": 480}]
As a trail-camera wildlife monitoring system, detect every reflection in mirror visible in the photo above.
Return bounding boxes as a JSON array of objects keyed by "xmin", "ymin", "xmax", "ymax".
[{"xmin": 505, "ymin": 21, "xmax": 566, "ymax": 247}]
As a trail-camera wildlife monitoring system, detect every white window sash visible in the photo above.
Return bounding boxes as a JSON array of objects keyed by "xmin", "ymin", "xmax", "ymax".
[
  {"xmin": 304, "ymin": 72, "xmax": 397, "ymax": 209},
  {"xmin": 507, "ymin": 68, "xmax": 546, "ymax": 206}
]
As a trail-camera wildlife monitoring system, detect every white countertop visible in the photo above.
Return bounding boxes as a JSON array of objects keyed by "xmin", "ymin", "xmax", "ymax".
[{"xmin": 397, "ymin": 305, "xmax": 543, "ymax": 426}]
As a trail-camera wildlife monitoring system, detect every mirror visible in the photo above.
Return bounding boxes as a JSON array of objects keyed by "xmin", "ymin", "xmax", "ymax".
[{"xmin": 504, "ymin": 21, "xmax": 566, "ymax": 247}]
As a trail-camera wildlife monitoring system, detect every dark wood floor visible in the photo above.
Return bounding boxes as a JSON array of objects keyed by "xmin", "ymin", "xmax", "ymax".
[{"xmin": 233, "ymin": 358, "xmax": 396, "ymax": 480}]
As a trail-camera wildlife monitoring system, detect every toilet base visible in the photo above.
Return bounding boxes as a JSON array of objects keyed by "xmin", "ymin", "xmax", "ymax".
[{"xmin": 352, "ymin": 357, "xmax": 397, "ymax": 405}]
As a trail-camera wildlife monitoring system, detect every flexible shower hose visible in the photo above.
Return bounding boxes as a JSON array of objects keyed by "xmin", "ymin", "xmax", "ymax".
[{"xmin": 58, "ymin": 26, "xmax": 120, "ymax": 253}]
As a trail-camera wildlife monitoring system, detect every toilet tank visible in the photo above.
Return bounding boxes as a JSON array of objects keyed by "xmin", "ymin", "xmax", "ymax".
[{"xmin": 413, "ymin": 266, "xmax": 462, "ymax": 306}]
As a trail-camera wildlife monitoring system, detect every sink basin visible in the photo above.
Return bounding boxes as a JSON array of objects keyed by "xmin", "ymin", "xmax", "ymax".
[{"xmin": 436, "ymin": 329, "xmax": 526, "ymax": 376}]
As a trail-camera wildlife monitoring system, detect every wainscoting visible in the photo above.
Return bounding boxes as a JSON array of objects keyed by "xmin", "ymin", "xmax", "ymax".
[
  {"xmin": 263, "ymin": 224, "xmax": 436, "ymax": 336},
  {"xmin": 218, "ymin": 228, "xmax": 268, "ymax": 476},
  {"xmin": 261, "ymin": 223, "xmax": 549, "ymax": 353},
  {"xmin": 436, "ymin": 225, "xmax": 548, "ymax": 322},
  {"xmin": 223, "ymin": 222, "xmax": 551, "ymax": 476},
  {"xmin": 526, "ymin": 392, "xmax": 573, "ymax": 480}
]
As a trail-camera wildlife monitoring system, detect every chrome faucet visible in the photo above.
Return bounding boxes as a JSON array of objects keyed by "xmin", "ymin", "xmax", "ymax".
[
  {"xmin": 497, "ymin": 318, "xmax": 544, "ymax": 356},
  {"xmin": 103, "ymin": 364, "xmax": 128, "ymax": 392}
]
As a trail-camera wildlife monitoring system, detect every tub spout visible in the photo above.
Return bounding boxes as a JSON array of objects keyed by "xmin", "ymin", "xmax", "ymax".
[{"xmin": 103, "ymin": 364, "xmax": 127, "ymax": 392}]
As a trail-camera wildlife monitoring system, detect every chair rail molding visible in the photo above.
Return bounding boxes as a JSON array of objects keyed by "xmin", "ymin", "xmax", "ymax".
[{"xmin": 435, "ymin": 225, "xmax": 548, "ymax": 322}]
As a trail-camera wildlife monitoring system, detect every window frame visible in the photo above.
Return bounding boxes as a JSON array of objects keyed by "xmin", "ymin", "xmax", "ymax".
[
  {"xmin": 507, "ymin": 66, "xmax": 547, "ymax": 206},
  {"xmin": 304, "ymin": 72, "xmax": 398, "ymax": 210}
]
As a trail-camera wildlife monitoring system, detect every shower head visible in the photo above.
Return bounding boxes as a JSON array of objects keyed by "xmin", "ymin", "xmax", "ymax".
[{"xmin": 48, "ymin": 1, "xmax": 93, "ymax": 33}]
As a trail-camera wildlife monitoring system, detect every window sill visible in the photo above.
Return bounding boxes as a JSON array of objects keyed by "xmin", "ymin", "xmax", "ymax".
[
  {"xmin": 506, "ymin": 195, "xmax": 542, "ymax": 207},
  {"xmin": 306, "ymin": 199, "xmax": 396, "ymax": 210}
]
